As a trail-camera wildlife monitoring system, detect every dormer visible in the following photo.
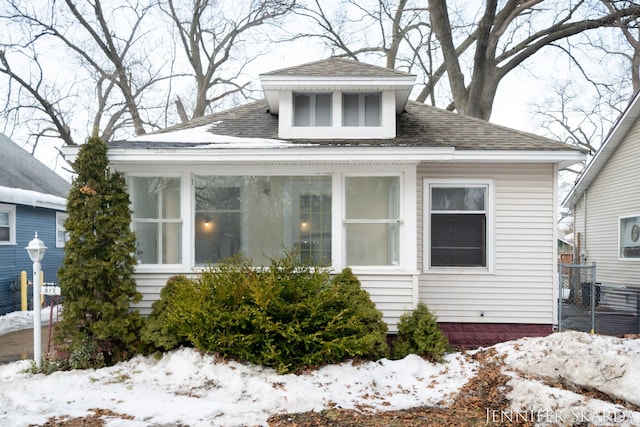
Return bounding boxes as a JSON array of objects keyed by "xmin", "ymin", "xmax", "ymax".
[{"xmin": 259, "ymin": 58, "xmax": 416, "ymax": 139}]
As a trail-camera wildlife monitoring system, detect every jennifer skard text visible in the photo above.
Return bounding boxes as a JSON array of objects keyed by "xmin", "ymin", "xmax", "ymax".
[{"xmin": 486, "ymin": 408, "xmax": 639, "ymax": 425}]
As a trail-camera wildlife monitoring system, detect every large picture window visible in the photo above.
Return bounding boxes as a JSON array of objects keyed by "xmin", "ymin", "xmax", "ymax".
[
  {"xmin": 194, "ymin": 175, "xmax": 331, "ymax": 266},
  {"xmin": 427, "ymin": 181, "xmax": 490, "ymax": 269},
  {"xmin": 128, "ymin": 176, "xmax": 182, "ymax": 264},
  {"xmin": 344, "ymin": 176, "xmax": 400, "ymax": 266},
  {"xmin": 619, "ymin": 215, "xmax": 640, "ymax": 259},
  {"xmin": 293, "ymin": 93, "xmax": 332, "ymax": 126}
]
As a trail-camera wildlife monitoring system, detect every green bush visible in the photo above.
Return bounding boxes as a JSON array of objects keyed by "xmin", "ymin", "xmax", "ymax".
[
  {"xmin": 54, "ymin": 136, "xmax": 142, "ymax": 369},
  {"xmin": 392, "ymin": 302, "xmax": 449, "ymax": 362},
  {"xmin": 142, "ymin": 252, "xmax": 389, "ymax": 373}
]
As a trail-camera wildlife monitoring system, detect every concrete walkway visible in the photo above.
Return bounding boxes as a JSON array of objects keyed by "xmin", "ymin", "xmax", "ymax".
[{"xmin": 0, "ymin": 325, "xmax": 53, "ymax": 364}]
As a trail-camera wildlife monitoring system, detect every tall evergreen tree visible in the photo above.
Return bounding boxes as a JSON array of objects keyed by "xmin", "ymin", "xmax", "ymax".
[{"xmin": 54, "ymin": 136, "xmax": 142, "ymax": 368}]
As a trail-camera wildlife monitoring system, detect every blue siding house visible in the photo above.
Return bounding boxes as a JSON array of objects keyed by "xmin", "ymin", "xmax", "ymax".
[{"xmin": 0, "ymin": 134, "xmax": 70, "ymax": 315}]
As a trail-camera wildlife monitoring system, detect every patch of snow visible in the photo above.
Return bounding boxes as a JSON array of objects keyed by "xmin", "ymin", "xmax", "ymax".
[
  {"xmin": 127, "ymin": 126, "xmax": 311, "ymax": 148},
  {"xmin": 0, "ymin": 186, "xmax": 66, "ymax": 210},
  {"xmin": 1, "ymin": 311, "xmax": 640, "ymax": 427}
]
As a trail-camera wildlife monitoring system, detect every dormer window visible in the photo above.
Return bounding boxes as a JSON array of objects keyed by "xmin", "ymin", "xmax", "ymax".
[
  {"xmin": 343, "ymin": 93, "xmax": 381, "ymax": 127},
  {"xmin": 293, "ymin": 93, "xmax": 332, "ymax": 126}
]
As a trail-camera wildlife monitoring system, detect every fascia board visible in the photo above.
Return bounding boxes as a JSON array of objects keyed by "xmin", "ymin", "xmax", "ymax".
[
  {"xmin": 259, "ymin": 75, "xmax": 416, "ymax": 89},
  {"xmin": 452, "ymin": 150, "xmax": 586, "ymax": 168},
  {"xmin": 101, "ymin": 147, "xmax": 455, "ymax": 165}
]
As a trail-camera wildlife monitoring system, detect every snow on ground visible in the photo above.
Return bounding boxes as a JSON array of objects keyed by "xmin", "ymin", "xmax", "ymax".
[
  {"xmin": 0, "ymin": 308, "xmax": 53, "ymax": 335},
  {"xmin": 0, "ymin": 310, "xmax": 639, "ymax": 427}
]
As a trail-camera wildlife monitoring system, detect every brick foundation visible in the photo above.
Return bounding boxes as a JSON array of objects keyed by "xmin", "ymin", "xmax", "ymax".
[{"xmin": 438, "ymin": 323, "xmax": 552, "ymax": 347}]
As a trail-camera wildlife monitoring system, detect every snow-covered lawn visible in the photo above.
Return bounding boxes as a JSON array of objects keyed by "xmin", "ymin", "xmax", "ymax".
[{"xmin": 0, "ymin": 310, "xmax": 639, "ymax": 427}]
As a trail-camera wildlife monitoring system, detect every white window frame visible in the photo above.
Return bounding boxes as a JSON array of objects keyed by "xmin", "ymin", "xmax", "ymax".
[
  {"xmin": 618, "ymin": 214, "xmax": 640, "ymax": 261},
  {"xmin": 342, "ymin": 93, "xmax": 381, "ymax": 127},
  {"xmin": 127, "ymin": 174, "xmax": 186, "ymax": 271},
  {"xmin": 342, "ymin": 173, "xmax": 404, "ymax": 270},
  {"xmin": 293, "ymin": 93, "xmax": 332, "ymax": 127},
  {"xmin": 55, "ymin": 212, "xmax": 69, "ymax": 248},
  {"xmin": 0, "ymin": 203, "xmax": 16, "ymax": 245},
  {"xmin": 423, "ymin": 178, "xmax": 494, "ymax": 274}
]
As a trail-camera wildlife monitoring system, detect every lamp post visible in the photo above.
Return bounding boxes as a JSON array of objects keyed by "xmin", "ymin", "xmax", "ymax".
[{"xmin": 26, "ymin": 232, "xmax": 47, "ymax": 369}]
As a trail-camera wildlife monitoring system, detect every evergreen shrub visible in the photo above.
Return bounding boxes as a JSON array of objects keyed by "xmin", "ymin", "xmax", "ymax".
[
  {"xmin": 54, "ymin": 136, "xmax": 143, "ymax": 369},
  {"xmin": 392, "ymin": 302, "xmax": 449, "ymax": 362},
  {"xmin": 142, "ymin": 252, "xmax": 389, "ymax": 373}
]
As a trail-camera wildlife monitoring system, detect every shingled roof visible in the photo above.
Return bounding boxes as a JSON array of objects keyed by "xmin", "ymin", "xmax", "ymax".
[
  {"xmin": 0, "ymin": 133, "xmax": 70, "ymax": 199},
  {"xmin": 112, "ymin": 99, "xmax": 580, "ymax": 152},
  {"xmin": 260, "ymin": 57, "xmax": 415, "ymax": 78}
]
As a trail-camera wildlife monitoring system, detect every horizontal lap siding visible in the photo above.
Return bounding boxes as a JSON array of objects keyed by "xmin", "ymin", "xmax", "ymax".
[
  {"xmin": 581, "ymin": 120, "xmax": 640, "ymax": 285},
  {"xmin": 131, "ymin": 272, "xmax": 414, "ymax": 333},
  {"xmin": 418, "ymin": 163, "xmax": 555, "ymax": 324}
]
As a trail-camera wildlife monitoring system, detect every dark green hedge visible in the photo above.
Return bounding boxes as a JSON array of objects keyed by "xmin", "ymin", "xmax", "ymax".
[{"xmin": 142, "ymin": 253, "xmax": 388, "ymax": 373}]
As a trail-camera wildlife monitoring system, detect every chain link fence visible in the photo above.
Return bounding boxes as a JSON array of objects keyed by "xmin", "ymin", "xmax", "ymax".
[{"xmin": 558, "ymin": 262, "xmax": 640, "ymax": 335}]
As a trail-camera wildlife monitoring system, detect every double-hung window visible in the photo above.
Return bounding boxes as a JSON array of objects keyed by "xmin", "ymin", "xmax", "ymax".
[
  {"xmin": 56, "ymin": 212, "xmax": 69, "ymax": 247},
  {"xmin": 128, "ymin": 176, "xmax": 182, "ymax": 264},
  {"xmin": 344, "ymin": 176, "xmax": 401, "ymax": 266},
  {"xmin": 342, "ymin": 93, "xmax": 381, "ymax": 126},
  {"xmin": 0, "ymin": 204, "xmax": 15, "ymax": 244},
  {"xmin": 293, "ymin": 93, "xmax": 332, "ymax": 126},
  {"xmin": 426, "ymin": 181, "xmax": 491, "ymax": 269}
]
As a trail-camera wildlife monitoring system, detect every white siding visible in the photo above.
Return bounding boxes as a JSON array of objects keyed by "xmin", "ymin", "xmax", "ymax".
[
  {"xmin": 579, "ymin": 119, "xmax": 640, "ymax": 285},
  {"xmin": 418, "ymin": 163, "xmax": 556, "ymax": 324}
]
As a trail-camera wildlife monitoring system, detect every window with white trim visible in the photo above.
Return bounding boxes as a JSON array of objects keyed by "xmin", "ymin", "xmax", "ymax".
[
  {"xmin": 344, "ymin": 176, "xmax": 400, "ymax": 266},
  {"xmin": 56, "ymin": 212, "xmax": 69, "ymax": 247},
  {"xmin": 0, "ymin": 204, "xmax": 16, "ymax": 244},
  {"xmin": 426, "ymin": 181, "xmax": 491, "ymax": 269},
  {"xmin": 619, "ymin": 215, "xmax": 640, "ymax": 259},
  {"xmin": 194, "ymin": 175, "xmax": 331, "ymax": 266},
  {"xmin": 128, "ymin": 176, "xmax": 182, "ymax": 264},
  {"xmin": 293, "ymin": 93, "xmax": 332, "ymax": 126},
  {"xmin": 342, "ymin": 93, "xmax": 381, "ymax": 126}
]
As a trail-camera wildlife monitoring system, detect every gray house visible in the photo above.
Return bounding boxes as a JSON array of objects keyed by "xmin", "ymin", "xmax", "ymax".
[
  {"xmin": 0, "ymin": 134, "xmax": 70, "ymax": 315},
  {"xmin": 65, "ymin": 58, "xmax": 585, "ymax": 345},
  {"xmin": 564, "ymin": 90, "xmax": 640, "ymax": 287}
]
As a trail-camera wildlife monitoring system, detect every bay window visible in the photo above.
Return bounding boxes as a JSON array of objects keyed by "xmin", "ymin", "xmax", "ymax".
[
  {"xmin": 344, "ymin": 176, "xmax": 400, "ymax": 266},
  {"xmin": 128, "ymin": 176, "xmax": 182, "ymax": 264},
  {"xmin": 426, "ymin": 180, "xmax": 491, "ymax": 269}
]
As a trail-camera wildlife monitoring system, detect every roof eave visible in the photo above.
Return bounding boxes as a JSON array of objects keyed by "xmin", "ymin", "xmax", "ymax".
[
  {"xmin": 563, "ymin": 90, "xmax": 640, "ymax": 209},
  {"xmin": 65, "ymin": 145, "xmax": 585, "ymax": 167}
]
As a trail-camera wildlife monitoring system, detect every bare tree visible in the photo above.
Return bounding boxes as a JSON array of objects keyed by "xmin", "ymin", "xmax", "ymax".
[
  {"xmin": 427, "ymin": 0, "xmax": 640, "ymax": 119},
  {"xmin": 297, "ymin": 0, "xmax": 640, "ymax": 120},
  {"xmin": 294, "ymin": 1, "xmax": 431, "ymax": 72},
  {"xmin": 162, "ymin": 0, "xmax": 297, "ymax": 120},
  {"xmin": 0, "ymin": 0, "xmax": 170, "ymax": 146}
]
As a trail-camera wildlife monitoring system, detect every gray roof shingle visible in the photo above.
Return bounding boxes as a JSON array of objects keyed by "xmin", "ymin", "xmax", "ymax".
[
  {"xmin": 0, "ymin": 133, "xmax": 70, "ymax": 198},
  {"xmin": 260, "ymin": 57, "xmax": 415, "ymax": 78},
  {"xmin": 111, "ymin": 99, "xmax": 580, "ymax": 152}
]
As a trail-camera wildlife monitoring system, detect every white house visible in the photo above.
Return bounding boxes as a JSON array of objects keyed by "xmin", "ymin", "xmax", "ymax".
[
  {"xmin": 64, "ymin": 58, "xmax": 585, "ymax": 346},
  {"xmin": 564, "ymin": 90, "xmax": 640, "ymax": 287}
]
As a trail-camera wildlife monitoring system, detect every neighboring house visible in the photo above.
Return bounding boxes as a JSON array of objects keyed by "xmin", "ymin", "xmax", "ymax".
[
  {"xmin": 64, "ymin": 58, "xmax": 585, "ymax": 345},
  {"xmin": 564, "ymin": 90, "xmax": 640, "ymax": 287},
  {"xmin": 0, "ymin": 134, "xmax": 70, "ymax": 315}
]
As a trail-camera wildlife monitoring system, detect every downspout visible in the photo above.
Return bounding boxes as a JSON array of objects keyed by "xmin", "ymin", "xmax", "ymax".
[{"xmin": 581, "ymin": 190, "xmax": 587, "ymax": 263}]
